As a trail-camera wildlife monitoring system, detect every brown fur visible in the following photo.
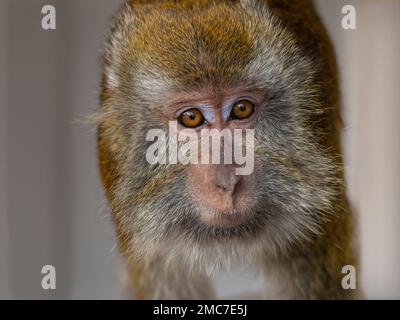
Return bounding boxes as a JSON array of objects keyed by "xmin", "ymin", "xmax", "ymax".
[{"xmin": 97, "ymin": 0, "xmax": 360, "ymax": 299}]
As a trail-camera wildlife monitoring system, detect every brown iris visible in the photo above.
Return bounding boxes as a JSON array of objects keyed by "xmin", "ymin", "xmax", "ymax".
[
  {"xmin": 178, "ymin": 108, "xmax": 205, "ymax": 128},
  {"xmin": 230, "ymin": 100, "xmax": 255, "ymax": 120}
]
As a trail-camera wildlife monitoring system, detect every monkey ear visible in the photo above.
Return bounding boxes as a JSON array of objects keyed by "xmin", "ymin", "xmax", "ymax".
[{"xmin": 103, "ymin": 2, "xmax": 136, "ymax": 89}]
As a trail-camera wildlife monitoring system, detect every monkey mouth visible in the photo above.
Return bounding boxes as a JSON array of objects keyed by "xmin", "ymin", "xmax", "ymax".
[
  {"xmin": 195, "ymin": 191, "xmax": 254, "ymax": 228},
  {"xmin": 198, "ymin": 209, "xmax": 250, "ymax": 228}
]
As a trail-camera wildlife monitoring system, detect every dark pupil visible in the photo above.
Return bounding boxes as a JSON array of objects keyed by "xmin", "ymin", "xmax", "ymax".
[
  {"xmin": 239, "ymin": 104, "xmax": 246, "ymax": 111},
  {"xmin": 187, "ymin": 111, "xmax": 196, "ymax": 120}
]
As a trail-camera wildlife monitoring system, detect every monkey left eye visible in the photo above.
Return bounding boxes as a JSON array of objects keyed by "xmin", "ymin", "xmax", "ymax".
[{"xmin": 230, "ymin": 100, "xmax": 255, "ymax": 120}]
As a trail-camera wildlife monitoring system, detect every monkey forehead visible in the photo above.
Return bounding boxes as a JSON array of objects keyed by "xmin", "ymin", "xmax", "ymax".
[
  {"xmin": 109, "ymin": 1, "xmax": 311, "ymax": 106},
  {"xmin": 124, "ymin": 3, "xmax": 259, "ymax": 86}
]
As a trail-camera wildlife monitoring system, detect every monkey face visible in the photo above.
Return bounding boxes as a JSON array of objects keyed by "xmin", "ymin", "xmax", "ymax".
[{"xmin": 98, "ymin": 1, "xmax": 341, "ymax": 269}]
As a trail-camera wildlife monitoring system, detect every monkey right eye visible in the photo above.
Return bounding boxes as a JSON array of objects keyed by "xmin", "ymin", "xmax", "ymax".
[{"xmin": 177, "ymin": 108, "xmax": 205, "ymax": 128}]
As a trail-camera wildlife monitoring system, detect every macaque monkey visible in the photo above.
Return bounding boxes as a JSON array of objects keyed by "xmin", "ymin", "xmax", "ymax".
[{"xmin": 97, "ymin": 0, "xmax": 360, "ymax": 299}]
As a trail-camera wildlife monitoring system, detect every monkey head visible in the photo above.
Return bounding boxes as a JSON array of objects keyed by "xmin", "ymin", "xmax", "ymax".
[{"xmin": 97, "ymin": 0, "xmax": 342, "ymax": 273}]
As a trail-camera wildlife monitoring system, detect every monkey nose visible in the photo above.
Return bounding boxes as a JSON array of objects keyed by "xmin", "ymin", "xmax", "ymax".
[{"xmin": 215, "ymin": 166, "xmax": 241, "ymax": 194}]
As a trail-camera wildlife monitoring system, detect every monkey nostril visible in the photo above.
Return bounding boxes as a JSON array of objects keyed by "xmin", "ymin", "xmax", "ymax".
[
  {"xmin": 214, "ymin": 165, "xmax": 242, "ymax": 195},
  {"xmin": 216, "ymin": 184, "xmax": 230, "ymax": 193},
  {"xmin": 216, "ymin": 176, "xmax": 241, "ymax": 195}
]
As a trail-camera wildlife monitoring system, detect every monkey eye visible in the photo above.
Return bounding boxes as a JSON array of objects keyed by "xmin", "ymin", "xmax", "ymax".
[
  {"xmin": 230, "ymin": 100, "xmax": 255, "ymax": 120},
  {"xmin": 177, "ymin": 108, "xmax": 205, "ymax": 128}
]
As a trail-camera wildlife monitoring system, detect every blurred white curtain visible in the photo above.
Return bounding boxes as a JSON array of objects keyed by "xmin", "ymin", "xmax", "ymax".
[{"xmin": 0, "ymin": 0, "xmax": 11, "ymax": 299}]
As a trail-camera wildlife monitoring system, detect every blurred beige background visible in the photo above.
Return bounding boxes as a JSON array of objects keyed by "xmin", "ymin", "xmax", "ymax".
[{"xmin": 0, "ymin": 0, "xmax": 399, "ymax": 299}]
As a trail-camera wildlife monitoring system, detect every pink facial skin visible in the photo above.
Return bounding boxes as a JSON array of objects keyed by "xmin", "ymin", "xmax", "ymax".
[{"xmin": 164, "ymin": 87, "xmax": 264, "ymax": 227}]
